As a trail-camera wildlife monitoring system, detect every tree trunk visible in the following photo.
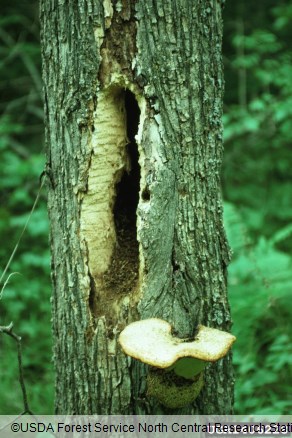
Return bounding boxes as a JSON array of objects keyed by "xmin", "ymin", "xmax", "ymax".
[{"xmin": 40, "ymin": 0, "xmax": 233, "ymax": 414}]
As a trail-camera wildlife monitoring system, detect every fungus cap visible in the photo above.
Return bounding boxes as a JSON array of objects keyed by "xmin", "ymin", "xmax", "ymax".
[{"xmin": 119, "ymin": 318, "xmax": 236, "ymax": 368}]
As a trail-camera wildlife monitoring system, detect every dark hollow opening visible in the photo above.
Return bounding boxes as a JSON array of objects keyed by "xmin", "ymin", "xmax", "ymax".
[
  {"xmin": 142, "ymin": 187, "xmax": 150, "ymax": 201},
  {"xmin": 113, "ymin": 90, "xmax": 141, "ymax": 239},
  {"xmin": 103, "ymin": 90, "xmax": 140, "ymax": 296}
]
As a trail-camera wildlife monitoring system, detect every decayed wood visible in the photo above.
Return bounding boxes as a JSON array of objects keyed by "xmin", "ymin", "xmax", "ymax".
[{"xmin": 40, "ymin": 0, "xmax": 233, "ymax": 414}]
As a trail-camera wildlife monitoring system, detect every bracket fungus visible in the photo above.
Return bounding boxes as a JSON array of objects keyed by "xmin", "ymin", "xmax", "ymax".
[{"xmin": 119, "ymin": 318, "xmax": 236, "ymax": 409}]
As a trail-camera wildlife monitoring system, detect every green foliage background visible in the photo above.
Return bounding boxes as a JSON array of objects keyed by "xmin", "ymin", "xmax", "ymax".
[
  {"xmin": 0, "ymin": 1, "xmax": 291, "ymax": 414},
  {"xmin": 223, "ymin": 0, "xmax": 292, "ymax": 414},
  {"xmin": 0, "ymin": 1, "xmax": 53, "ymax": 414}
]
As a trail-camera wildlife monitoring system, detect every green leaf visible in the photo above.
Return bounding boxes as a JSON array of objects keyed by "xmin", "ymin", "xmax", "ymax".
[
  {"xmin": 170, "ymin": 357, "xmax": 207, "ymax": 379},
  {"xmin": 270, "ymin": 224, "xmax": 292, "ymax": 246}
]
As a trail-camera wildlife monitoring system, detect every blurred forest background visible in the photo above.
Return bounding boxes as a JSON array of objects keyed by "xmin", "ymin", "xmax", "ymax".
[{"xmin": 0, "ymin": 0, "xmax": 291, "ymax": 414}]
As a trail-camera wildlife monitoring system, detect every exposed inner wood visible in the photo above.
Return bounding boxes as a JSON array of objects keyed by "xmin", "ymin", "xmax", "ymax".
[
  {"xmin": 80, "ymin": 87, "xmax": 141, "ymax": 324},
  {"xmin": 103, "ymin": 90, "xmax": 140, "ymax": 296}
]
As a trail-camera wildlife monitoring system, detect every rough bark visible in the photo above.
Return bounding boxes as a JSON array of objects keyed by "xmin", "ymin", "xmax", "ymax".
[{"xmin": 40, "ymin": 0, "xmax": 233, "ymax": 414}]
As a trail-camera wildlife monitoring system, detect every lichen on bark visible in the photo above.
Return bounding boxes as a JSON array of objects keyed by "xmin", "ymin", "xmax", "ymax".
[{"xmin": 40, "ymin": 0, "xmax": 234, "ymax": 414}]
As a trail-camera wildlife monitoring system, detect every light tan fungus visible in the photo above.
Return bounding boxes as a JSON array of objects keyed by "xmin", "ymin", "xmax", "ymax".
[{"xmin": 119, "ymin": 318, "xmax": 236, "ymax": 368}]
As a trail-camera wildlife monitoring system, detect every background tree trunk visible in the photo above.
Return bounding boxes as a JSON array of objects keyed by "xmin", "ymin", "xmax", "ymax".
[{"xmin": 40, "ymin": 0, "xmax": 233, "ymax": 414}]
